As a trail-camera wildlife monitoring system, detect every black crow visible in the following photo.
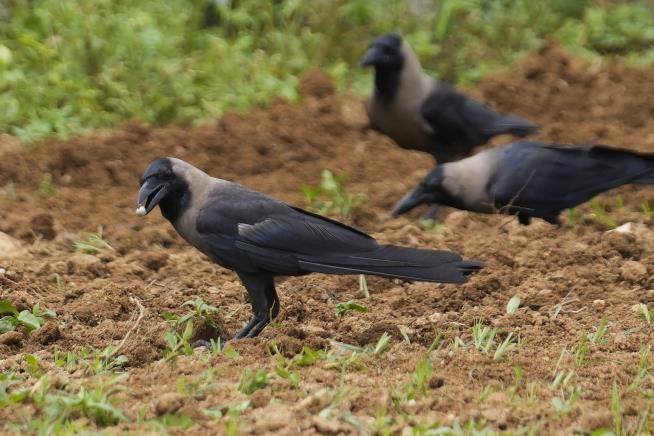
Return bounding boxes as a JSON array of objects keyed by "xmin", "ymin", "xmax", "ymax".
[
  {"xmin": 136, "ymin": 158, "xmax": 483, "ymax": 339},
  {"xmin": 393, "ymin": 141, "xmax": 654, "ymax": 225},
  {"xmin": 361, "ymin": 33, "xmax": 537, "ymax": 164}
]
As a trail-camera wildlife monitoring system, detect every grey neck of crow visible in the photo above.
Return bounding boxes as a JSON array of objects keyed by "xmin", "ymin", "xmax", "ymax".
[
  {"xmin": 375, "ymin": 42, "xmax": 431, "ymax": 104},
  {"xmin": 157, "ymin": 158, "xmax": 211, "ymax": 223},
  {"xmin": 439, "ymin": 149, "xmax": 504, "ymax": 212}
]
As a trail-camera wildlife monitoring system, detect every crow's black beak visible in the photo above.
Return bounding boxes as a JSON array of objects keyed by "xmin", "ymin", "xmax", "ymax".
[
  {"xmin": 136, "ymin": 178, "xmax": 169, "ymax": 216},
  {"xmin": 392, "ymin": 187, "xmax": 430, "ymax": 217},
  {"xmin": 360, "ymin": 45, "xmax": 384, "ymax": 67}
]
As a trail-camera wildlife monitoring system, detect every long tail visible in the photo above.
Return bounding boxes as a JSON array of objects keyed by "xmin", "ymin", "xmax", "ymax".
[
  {"xmin": 297, "ymin": 245, "xmax": 483, "ymax": 284},
  {"xmin": 486, "ymin": 115, "xmax": 538, "ymax": 138}
]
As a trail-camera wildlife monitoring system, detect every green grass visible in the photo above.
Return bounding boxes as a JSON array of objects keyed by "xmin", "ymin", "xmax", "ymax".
[
  {"xmin": 0, "ymin": 299, "xmax": 56, "ymax": 334},
  {"xmin": 2, "ymin": 0, "xmax": 654, "ymax": 144}
]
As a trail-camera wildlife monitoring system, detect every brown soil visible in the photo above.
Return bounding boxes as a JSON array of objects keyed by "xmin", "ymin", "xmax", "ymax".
[{"xmin": 1, "ymin": 44, "xmax": 653, "ymax": 434}]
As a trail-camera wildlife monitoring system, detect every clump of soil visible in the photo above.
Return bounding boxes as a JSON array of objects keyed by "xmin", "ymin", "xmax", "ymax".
[{"xmin": 1, "ymin": 45, "xmax": 653, "ymax": 433}]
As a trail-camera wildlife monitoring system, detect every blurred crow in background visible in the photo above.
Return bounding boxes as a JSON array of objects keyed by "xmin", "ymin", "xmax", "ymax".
[
  {"xmin": 361, "ymin": 33, "xmax": 537, "ymax": 164},
  {"xmin": 136, "ymin": 157, "xmax": 483, "ymax": 339},
  {"xmin": 393, "ymin": 141, "xmax": 654, "ymax": 225}
]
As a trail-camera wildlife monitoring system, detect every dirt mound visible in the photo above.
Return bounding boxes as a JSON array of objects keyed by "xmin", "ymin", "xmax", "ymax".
[{"xmin": 1, "ymin": 45, "xmax": 653, "ymax": 433}]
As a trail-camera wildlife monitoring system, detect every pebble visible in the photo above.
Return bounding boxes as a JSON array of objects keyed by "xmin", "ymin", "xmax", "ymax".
[{"xmin": 593, "ymin": 299, "xmax": 605, "ymax": 306}]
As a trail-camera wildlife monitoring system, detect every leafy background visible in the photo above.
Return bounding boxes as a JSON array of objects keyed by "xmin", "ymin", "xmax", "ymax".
[{"xmin": 1, "ymin": 0, "xmax": 654, "ymax": 144}]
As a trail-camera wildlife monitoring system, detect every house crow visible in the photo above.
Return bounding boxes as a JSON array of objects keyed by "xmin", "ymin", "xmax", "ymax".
[
  {"xmin": 361, "ymin": 33, "xmax": 537, "ymax": 164},
  {"xmin": 136, "ymin": 157, "xmax": 483, "ymax": 339},
  {"xmin": 393, "ymin": 141, "xmax": 654, "ymax": 225}
]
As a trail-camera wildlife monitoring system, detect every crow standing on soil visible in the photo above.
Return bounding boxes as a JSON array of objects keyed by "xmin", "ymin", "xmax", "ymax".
[
  {"xmin": 361, "ymin": 33, "xmax": 537, "ymax": 164},
  {"xmin": 392, "ymin": 141, "xmax": 654, "ymax": 226},
  {"xmin": 136, "ymin": 158, "xmax": 483, "ymax": 339}
]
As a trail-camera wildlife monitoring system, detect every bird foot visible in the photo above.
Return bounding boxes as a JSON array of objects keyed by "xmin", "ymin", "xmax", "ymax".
[{"xmin": 232, "ymin": 314, "xmax": 271, "ymax": 339}]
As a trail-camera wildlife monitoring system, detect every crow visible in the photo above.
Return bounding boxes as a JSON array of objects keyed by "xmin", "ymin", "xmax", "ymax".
[
  {"xmin": 392, "ymin": 141, "xmax": 654, "ymax": 226},
  {"xmin": 361, "ymin": 33, "xmax": 537, "ymax": 164},
  {"xmin": 136, "ymin": 158, "xmax": 483, "ymax": 339}
]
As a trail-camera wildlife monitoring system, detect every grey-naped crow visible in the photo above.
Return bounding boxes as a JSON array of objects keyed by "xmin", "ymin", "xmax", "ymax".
[
  {"xmin": 361, "ymin": 33, "xmax": 537, "ymax": 164},
  {"xmin": 393, "ymin": 141, "xmax": 654, "ymax": 225},
  {"xmin": 136, "ymin": 158, "xmax": 483, "ymax": 339}
]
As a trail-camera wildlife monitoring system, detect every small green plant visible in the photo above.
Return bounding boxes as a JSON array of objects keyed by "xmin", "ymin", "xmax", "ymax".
[
  {"xmin": 162, "ymin": 317, "xmax": 194, "ymax": 361},
  {"xmin": 641, "ymin": 200, "xmax": 652, "ymax": 221},
  {"xmin": 237, "ymin": 368, "xmax": 271, "ymax": 395},
  {"xmin": 615, "ymin": 195, "xmax": 624, "ymax": 210},
  {"xmin": 590, "ymin": 197, "xmax": 616, "ymax": 229},
  {"xmin": 404, "ymin": 355, "xmax": 433, "ymax": 400},
  {"xmin": 590, "ymin": 315, "xmax": 609, "ymax": 344},
  {"xmin": 566, "ymin": 207, "xmax": 581, "ymax": 226},
  {"xmin": 471, "ymin": 319, "xmax": 498, "ymax": 352},
  {"xmin": 551, "ymin": 386, "xmax": 582, "ymax": 417},
  {"xmin": 0, "ymin": 300, "xmax": 56, "ymax": 334},
  {"xmin": 359, "ymin": 274, "xmax": 370, "ymax": 298},
  {"xmin": 335, "ymin": 300, "xmax": 368, "ymax": 317},
  {"xmin": 419, "ymin": 218, "xmax": 443, "ymax": 232},
  {"xmin": 627, "ymin": 345, "xmax": 652, "ymax": 393},
  {"xmin": 38, "ymin": 173, "xmax": 56, "ymax": 196},
  {"xmin": 493, "ymin": 333, "xmax": 520, "ymax": 361},
  {"xmin": 574, "ymin": 336, "xmax": 590, "ymax": 366},
  {"xmin": 74, "ymin": 226, "xmax": 113, "ymax": 254},
  {"xmin": 638, "ymin": 303, "xmax": 651, "ymax": 324},
  {"xmin": 272, "ymin": 350, "xmax": 301, "ymax": 389},
  {"xmin": 611, "ymin": 382, "xmax": 623, "ymax": 436},
  {"xmin": 302, "ymin": 170, "xmax": 365, "ymax": 219},
  {"xmin": 179, "ymin": 298, "xmax": 221, "ymax": 328}
]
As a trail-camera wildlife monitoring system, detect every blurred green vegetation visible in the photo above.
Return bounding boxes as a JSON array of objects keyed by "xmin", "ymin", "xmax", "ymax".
[{"xmin": 1, "ymin": 0, "xmax": 654, "ymax": 143}]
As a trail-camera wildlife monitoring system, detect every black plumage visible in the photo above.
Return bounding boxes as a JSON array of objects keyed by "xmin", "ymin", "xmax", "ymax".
[
  {"xmin": 362, "ymin": 33, "xmax": 537, "ymax": 164},
  {"xmin": 137, "ymin": 157, "xmax": 483, "ymax": 339},
  {"xmin": 393, "ymin": 141, "xmax": 654, "ymax": 225}
]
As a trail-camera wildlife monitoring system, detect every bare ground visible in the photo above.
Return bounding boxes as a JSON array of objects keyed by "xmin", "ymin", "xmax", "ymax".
[{"xmin": 0, "ymin": 45, "xmax": 653, "ymax": 434}]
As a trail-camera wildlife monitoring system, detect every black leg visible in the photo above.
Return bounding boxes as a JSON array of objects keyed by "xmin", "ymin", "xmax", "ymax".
[
  {"xmin": 421, "ymin": 204, "xmax": 439, "ymax": 221},
  {"xmin": 517, "ymin": 213, "xmax": 532, "ymax": 225},
  {"xmin": 233, "ymin": 271, "xmax": 279, "ymax": 339}
]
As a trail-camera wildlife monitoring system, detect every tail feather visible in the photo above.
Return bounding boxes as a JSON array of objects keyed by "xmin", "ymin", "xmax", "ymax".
[{"xmin": 298, "ymin": 245, "xmax": 483, "ymax": 284}]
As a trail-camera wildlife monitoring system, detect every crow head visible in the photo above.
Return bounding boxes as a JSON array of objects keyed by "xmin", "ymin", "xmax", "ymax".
[
  {"xmin": 360, "ymin": 33, "xmax": 404, "ymax": 70},
  {"xmin": 136, "ymin": 157, "xmax": 188, "ymax": 216}
]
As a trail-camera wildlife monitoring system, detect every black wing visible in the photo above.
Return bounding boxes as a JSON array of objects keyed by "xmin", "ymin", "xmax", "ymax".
[
  {"xmin": 490, "ymin": 142, "xmax": 654, "ymax": 214},
  {"xmin": 420, "ymin": 85, "xmax": 536, "ymax": 162},
  {"xmin": 195, "ymin": 185, "xmax": 378, "ymax": 273}
]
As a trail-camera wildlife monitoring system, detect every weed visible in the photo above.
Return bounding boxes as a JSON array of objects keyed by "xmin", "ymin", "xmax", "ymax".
[
  {"xmin": 493, "ymin": 333, "xmax": 521, "ymax": 361},
  {"xmin": 611, "ymin": 382, "xmax": 622, "ymax": 436},
  {"xmin": 0, "ymin": 299, "xmax": 56, "ymax": 334},
  {"xmin": 162, "ymin": 318, "xmax": 194, "ymax": 361},
  {"xmin": 237, "ymin": 368, "xmax": 271, "ymax": 394},
  {"xmin": 627, "ymin": 345, "xmax": 652, "ymax": 393},
  {"xmin": 55, "ymin": 273, "xmax": 64, "ymax": 291},
  {"xmin": 567, "ymin": 207, "xmax": 581, "ymax": 226},
  {"xmin": 471, "ymin": 319, "xmax": 498, "ymax": 353},
  {"xmin": 335, "ymin": 300, "xmax": 368, "ymax": 317},
  {"xmin": 179, "ymin": 298, "xmax": 221, "ymax": 329},
  {"xmin": 419, "ymin": 218, "xmax": 443, "ymax": 232},
  {"xmin": 38, "ymin": 173, "xmax": 56, "ymax": 196},
  {"xmin": 638, "ymin": 303, "xmax": 651, "ymax": 324},
  {"xmin": 74, "ymin": 225, "xmax": 113, "ymax": 254},
  {"xmin": 590, "ymin": 314, "xmax": 609, "ymax": 344},
  {"xmin": 590, "ymin": 197, "xmax": 616, "ymax": 229},
  {"xmin": 302, "ymin": 169, "xmax": 365, "ymax": 219},
  {"xmin": 641, "ymin": 200, "xmax": 652, "ymax": 221},
  {"xmin": 359, "ymin": 274, "xmax": 370, "ymax": 298},
  {"xmin": 551, "ymin": 386, "xmax": 582, "ymax": 417}
]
